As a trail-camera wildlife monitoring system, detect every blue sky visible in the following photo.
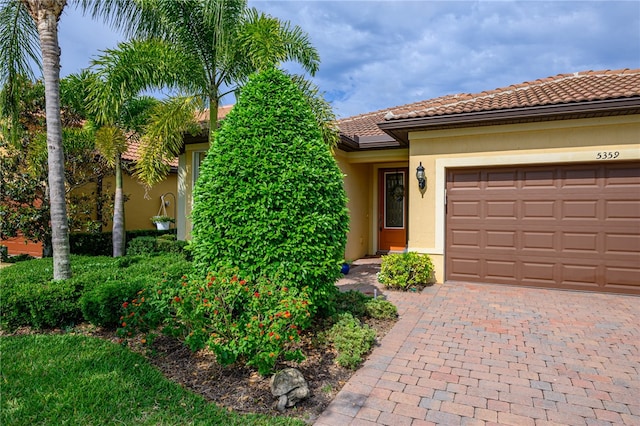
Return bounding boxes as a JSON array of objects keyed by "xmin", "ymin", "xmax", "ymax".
[{"xmin": 56, "ymin": 0, "xmax": 640, "ymax": 118}]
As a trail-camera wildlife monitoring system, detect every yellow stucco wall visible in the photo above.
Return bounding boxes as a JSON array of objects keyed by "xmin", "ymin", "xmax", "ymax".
[
  {"xmin": 336, "ymin": 149, "xmax": 409, "ymax": 258},
  {"xmin": 70, "ymin": 172, "xmax": 178, "ymax": 232},
  {"xmin": 180, "ymin": 143, "xmax": 210, "ymax": 239},
  {"xmin": 120, "ymin": 173, "xmax": 178, "ymax": 230},
  {"xmin": 407, "ymin": 115, "xmax": 640, "ymax": 283},
  {"xmin": 335, "ymin": 153, "xmax": 372, "ymax": 261}
]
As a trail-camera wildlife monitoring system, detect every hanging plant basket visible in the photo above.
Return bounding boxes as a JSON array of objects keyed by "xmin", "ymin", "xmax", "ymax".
[{"xmin": 151, "ymin": 215, "xmax": 174, "ymax": 230}]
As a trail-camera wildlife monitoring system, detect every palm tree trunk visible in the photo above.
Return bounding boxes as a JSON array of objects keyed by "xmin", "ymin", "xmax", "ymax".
[
  {"xmin": 24, "ymin": 0, "xmax": 71, "ymax": 279},
  {"xmin": 112, "ymin": 154, "xmax": 125, "ymax": 257},
  {"xmin": 208, "ymin": 93, "xmax": 219, "ymax": 141}
]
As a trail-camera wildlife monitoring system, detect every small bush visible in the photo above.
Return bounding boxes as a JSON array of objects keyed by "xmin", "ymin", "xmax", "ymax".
[
  {"xmin": 377, "ymin": 252, "xmax": 435, "ymax": 291},
  {"xmin": 334, "ymin": 290, "xmax": 369, "ymax": 317},
  {"xmin": 0, "ymin": 254, "xmax": 191, "ymax": 331},
  {"xmin": 4, "ymin": 253, "xmax": 36, "ymax": 263},
  {"xmin": 79, "ymin": 279, "xmax": 146, "ymax": 328},
  {"xmin": 157, "ymin": 238, "xmax": 188, "ymax": 254},
  {"xmin": 120, "ymin": 269, "xmax": 312, "ymax": 376},
  {"xmin": 127, "ymin": 237, "xmax": 159, "ymax": 256},
  {"xmin": 364, "ymin": 298, "xmax": 398, "ymax": 319},
  {"xmin": 0, "ymin": 257, "xmax": 84, "ymax": 330},
  {"xmin": 70, "ymin": 229, "xmax": 176, "ymax": 256},
  {"xmin": 127, "ymin": 236, "xmax": 188, "ymax": 256},
  {"xmin": 324, "ymin": 313, "xmax": 376, "ymax": 369}
]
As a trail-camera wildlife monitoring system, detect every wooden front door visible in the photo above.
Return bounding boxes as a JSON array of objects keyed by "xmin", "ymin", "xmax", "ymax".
[{"xmin": 378, "ymin": 168, "xmax": 408, "ymax": 252}]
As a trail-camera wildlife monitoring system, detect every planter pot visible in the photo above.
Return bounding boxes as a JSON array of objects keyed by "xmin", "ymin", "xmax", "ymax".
[
  {"xmin": 154, "ymin": 221, "xmax": 171, "ymax": 230},
  {"xmin": 341, "ymin": 263, "xmax": 350, "ymax": 275}
]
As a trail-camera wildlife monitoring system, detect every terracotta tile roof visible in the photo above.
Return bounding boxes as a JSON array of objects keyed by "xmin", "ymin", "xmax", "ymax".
[
  {"xmin": 121, "ymin": 138, "xmax": 179, "ymax": 168},
  {"xmin": 122, "ymin": 106, "xmax": 233, "ymax": 166},
  {"xmin": 336, "ymin": 69, "xmax": 640, "ymax": 142},
  {"xmin": 337, "ymin": 109, "xmax": 389, "ymax": 139},
  {"xmin": 385, "ymin": 69, "xmax": 640, "ymax": 121}
]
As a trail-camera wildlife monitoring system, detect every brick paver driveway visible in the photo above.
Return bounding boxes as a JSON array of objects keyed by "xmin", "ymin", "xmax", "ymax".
[{"xmin": 316, "ymin": 262, "xmax": 639, "ymax": 425}]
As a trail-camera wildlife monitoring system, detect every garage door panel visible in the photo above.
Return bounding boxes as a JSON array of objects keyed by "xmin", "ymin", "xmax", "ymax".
[
  {"xmin": 486, "ymin": 171, "xmax": 518, "ymax": 188},
  {"xmin": 522, "ymin": 200, "xmax": 555, "ymax": 219},
  {"xmin": 450, "ymin": 201, "xmax": 481, "ymax": 218},
  {"xmin": 486, "ymin": 201, "xmax": 517, "ymax": 218},
  {"xmin": 606, "ymin": 164, "xmax": 640, "ymax": 186},
  {"xmin": 605, "ymin": 265, "xmax": 640, "ymax": 287},
  {"xmin": 450, "ymin": 229, "xmax": 481, "ymax": 248},
  {"xmin": 560, "ymin": 263, "xmax": 600, "ymax": 287},
  {"xmin": 604, "ymin": 233, "xmax": 640, "ymax": 255},
  {"xmin": 522, "ymin": 169, "xmax": 556, "ymax": 187},
  {"xmin": 562, "ymin": 200, "xmax": 598, "ymax": 219},
  {"xmin": 486, "ymin": 231, "xmax": 516, "ymax": 248},
  {"xmin": 522, "ymin": 231, "xmax": 556, "ymax": 250},
  {"xmin": 604, "ymin": 199, "xmax": 640, "ymax": 219},
  {"xmin": 449, "ymin": 257, "xmax": 482, "ymax": 279},
  {"xmin": 521, "ymin": 261, "xmax": 556, "ymax": 283},
  {"xmin": 450, "ymin": 171, "xmax": 482, "ymax": 188},
  {"xmin": 485, "ymin": 259, "xmax": 517, "ymax": 281},
  {"xmin": 562, "ymin": 168, "xmax": 599, "ymax": 187},
  {"xmin": 446, "ymin": 162, "xmax": 640, "ymax": 295},
  {"xmin": 563, "ymin": 232, "xmax": 599, "ymax": 253}
]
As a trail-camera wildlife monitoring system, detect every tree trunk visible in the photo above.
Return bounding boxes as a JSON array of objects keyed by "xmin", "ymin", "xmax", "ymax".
[
  {"xmin": 24, "ymin": 0, "xmax": 71, "ymax": 279},
  {"xmin": 208, "ymin": 88, "xmax": 219, "ymax": 142},
  {"xmin": 112, "ymin": 154, "xmax": 125, "ymax": 257}
]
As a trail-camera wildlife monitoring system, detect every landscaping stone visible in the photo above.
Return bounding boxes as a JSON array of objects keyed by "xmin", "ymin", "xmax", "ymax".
[{"xmin": 270, "ymin": 367, "xmax": 310, "ymax": 411}]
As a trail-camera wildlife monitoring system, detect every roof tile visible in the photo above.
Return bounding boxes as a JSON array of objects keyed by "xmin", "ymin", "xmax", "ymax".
[{"xmin": 338, "ymin": 69, "xmax": 640, "ymax": 138}]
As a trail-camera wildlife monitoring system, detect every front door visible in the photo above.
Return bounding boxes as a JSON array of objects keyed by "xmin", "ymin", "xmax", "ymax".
[{"xmin": 378, "ymin": 168, "xmax": 408, "ymax": 252}]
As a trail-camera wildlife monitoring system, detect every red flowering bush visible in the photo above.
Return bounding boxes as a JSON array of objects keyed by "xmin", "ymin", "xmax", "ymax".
[
  {"xmin": 118, "ymin": 269, "xmax": 313, "ymax": 375},
  {"xmin": 170, "ymin": 269, "xmax": 313, "ymax": 375}
]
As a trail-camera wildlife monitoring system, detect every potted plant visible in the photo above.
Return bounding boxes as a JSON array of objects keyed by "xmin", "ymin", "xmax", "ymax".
[{"xmin": 151, "ymin": 215, "xmax": 175, "ymax": 230}]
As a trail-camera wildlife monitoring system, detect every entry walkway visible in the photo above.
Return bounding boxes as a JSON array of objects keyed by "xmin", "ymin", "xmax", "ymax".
[{"xmin": 316, "ymin": 259, "xmax": 640, "ymax": 425}]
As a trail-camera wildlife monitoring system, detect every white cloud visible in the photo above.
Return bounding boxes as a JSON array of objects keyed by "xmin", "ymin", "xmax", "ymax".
[{"xmin": 51, "ymin": 0, "xmax": 640, "ymax": 118}]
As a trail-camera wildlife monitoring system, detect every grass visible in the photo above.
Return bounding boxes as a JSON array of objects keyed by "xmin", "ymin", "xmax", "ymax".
[{"xmin": 0, "ymin": 334, "xmax": 304, "ymax": 426}]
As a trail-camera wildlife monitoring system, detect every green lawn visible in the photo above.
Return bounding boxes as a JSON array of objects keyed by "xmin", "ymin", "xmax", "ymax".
[{"xmin": 1, "ymin": 334, "xmax": 303, "ymax": 426}]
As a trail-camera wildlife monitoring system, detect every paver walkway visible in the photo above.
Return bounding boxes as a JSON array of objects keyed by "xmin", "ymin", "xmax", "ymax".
[{"xmin": 316, "ymin": 259, "xmax": 640, "ymax": 425}]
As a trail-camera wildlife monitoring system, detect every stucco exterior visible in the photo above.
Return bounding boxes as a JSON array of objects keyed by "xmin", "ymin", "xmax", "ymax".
[
  {"xmin": 173, "ymin": 70, "xmax": 639, "ymax": 293},
  {"xmin": 71, "ymin": 172, "xmax": 178, "ymax": 232}
]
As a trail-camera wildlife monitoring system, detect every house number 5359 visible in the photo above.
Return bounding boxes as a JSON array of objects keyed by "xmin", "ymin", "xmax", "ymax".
[{"xmin": 596, "ymin": 151, "xmax": 619, "ymax": 160}]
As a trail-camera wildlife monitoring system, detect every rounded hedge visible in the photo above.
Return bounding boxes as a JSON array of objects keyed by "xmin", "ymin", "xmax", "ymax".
[{"xmin": 190, "ymin": 68, "xmax": 349, "ymax": 312}]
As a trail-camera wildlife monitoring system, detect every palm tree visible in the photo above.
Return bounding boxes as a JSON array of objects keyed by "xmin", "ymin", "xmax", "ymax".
[
  {"xmin": 0, "ymin": 0, "xmax": 71, "ymax": 279},
  {"xmin": 65, "ymin": 69, "xmax": 160, "ymax": 257},
  {"xmin": 0, "ymin": 0, "xmax": 142, "ymax": 277},
  {"xmin": 86, "ymin": 0, "xmax": 321, "ymax": 187}
]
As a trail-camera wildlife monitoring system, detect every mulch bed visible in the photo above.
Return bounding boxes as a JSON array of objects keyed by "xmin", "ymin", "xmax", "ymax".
[{"xmin": 6, "ymin": 316, "xmax": 396, "ymax": 424}]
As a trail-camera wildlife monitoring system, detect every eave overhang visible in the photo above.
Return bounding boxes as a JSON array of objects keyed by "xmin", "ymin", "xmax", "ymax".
[
  {"xmin": 378, "ymin": 97, "xmax": 640, "ymax": 145},
  {"xmin": 337, "ymin": 134, "xmax": 402, "ymax": 152}
]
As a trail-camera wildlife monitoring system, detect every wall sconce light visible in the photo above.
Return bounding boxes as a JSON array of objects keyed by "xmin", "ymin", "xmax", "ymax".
[{"xmin": 416, "ymin": 162, "xmax": 426, "ymax": 196}]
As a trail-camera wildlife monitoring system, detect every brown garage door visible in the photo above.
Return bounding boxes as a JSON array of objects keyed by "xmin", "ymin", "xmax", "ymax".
[{"xmin": 446, "ymin": 162, "xmax": 640, "ymax": 295}]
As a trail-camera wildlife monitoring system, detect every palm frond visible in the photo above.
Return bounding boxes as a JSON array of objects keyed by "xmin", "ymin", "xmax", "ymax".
[
  {"xmin": 290, "ymin": 74, "xmax": 339, "ymax": 148},
  {"xmin": 235, "ymin": 8, "xmax": 320, "ymax": 76},
  {"xmin": 95, "ymin": 125, "xmax": 127, "ymax": 167},
  {"xmin": 88, "ymin": 38, "xmax": 204, "ymax": 125},
  {"xmin": 75, "ymin": 0, "xmax": 144, "ymax": 39},
  {"xmin": 0, "ymin": 0, "xmax": 40, "ymax": 84},
  {"xmin": 0, "ymin": 0, "xmax": 40, "ymax": 142},
  {"xmin": 135, "ymin": 95, "xmax": 203, "ymax": 187}
]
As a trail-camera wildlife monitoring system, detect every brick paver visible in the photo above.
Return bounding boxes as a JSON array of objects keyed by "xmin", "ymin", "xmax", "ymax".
[{"xmin": 314, "ymin": 259, "xmax": 640, "ymax": 425}]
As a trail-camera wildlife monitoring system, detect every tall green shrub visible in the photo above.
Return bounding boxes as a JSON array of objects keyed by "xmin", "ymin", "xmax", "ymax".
[{"xmin": 190, "ymin": 68, "xmax": 349, "ymax": 313}]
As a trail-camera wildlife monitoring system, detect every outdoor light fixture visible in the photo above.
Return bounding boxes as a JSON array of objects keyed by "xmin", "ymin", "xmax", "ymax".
[{"xmin": 416, "ymin": 162, "xmax": 426, "ymax": 192}]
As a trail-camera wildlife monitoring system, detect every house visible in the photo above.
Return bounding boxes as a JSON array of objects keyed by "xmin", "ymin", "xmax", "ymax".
[
  {"xmin": 1, "ymin": 142, "xmax": 179, "ymax": 257},
  {"xmin": 177, "ymin": 69, "xmax": 640, "ymax": 295}
]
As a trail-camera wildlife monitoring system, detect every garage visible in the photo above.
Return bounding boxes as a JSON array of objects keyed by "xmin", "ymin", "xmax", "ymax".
[{"xmin": 446, "ymin": 161, "xmax": 640, "ymax": 295}]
